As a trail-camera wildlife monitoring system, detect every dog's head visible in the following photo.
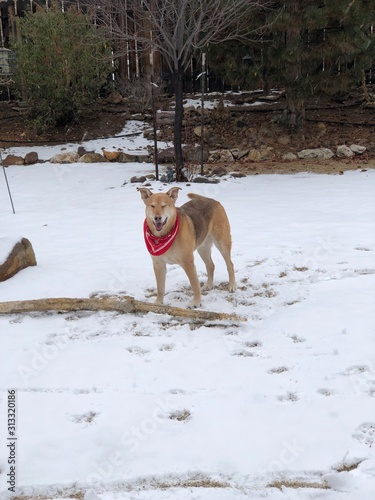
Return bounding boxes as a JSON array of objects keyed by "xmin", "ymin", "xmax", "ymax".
[{"xmin": 138, "ymin": 187, "xmax": 181, "ymax": 234}]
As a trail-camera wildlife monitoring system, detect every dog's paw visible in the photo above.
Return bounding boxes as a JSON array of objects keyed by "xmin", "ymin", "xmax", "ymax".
[
  {"xmin": 228, "ymin": 282, "xmax": 237, "ymax": 293},
  {"xmin": 188, "ymin": 300, "xmax": 201, "ymax": 309}
]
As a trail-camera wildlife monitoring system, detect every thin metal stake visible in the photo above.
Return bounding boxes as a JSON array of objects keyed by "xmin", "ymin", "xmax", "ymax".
[{"xmin": 1, "ymin": 151, "xmax": 16, "ymax": 214}]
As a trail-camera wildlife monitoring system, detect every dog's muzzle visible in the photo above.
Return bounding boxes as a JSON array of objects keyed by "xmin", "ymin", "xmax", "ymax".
[{"xmin": 153, "ymin": 216, "xmax": 167, "ymax": 232}]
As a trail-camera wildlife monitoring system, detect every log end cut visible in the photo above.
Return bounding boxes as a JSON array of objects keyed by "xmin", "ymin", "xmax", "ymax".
[{"xmin": 0, "ymin": 237, "xmax": 37, "ymax": 282}]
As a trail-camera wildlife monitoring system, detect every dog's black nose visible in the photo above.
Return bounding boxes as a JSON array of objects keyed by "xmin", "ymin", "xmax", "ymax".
[{"xmin": 154, "ymin": 216, "xmax": 162, "ymax": 222}]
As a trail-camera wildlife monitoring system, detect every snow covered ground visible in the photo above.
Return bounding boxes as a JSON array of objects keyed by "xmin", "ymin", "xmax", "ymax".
[{"xmin": 0, "ymin": 122, "xmax": 375, "ymax": 499}]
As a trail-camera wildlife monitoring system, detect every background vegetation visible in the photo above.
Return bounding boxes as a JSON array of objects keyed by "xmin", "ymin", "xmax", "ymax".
[
  {"xmin": 11, "ymin": 4, "xmax": 113, "ymax": 129},
  {"xmin": 4, "ymin": 0, "xmax": 375, "ymax": 149}
]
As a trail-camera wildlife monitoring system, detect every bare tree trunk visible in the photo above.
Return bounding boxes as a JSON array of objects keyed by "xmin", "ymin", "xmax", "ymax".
[
  {"xmin": 0, "ymin": 5, "xmax": 5, "ymax": 48},
  {"xmin": 283, "ymin": 0, "xmax": 305, "ymax": 129},
  {"xmin": 284, "ymin": 92, "xmax": 305, "ymax": 129},
  {"xmin": 261, "ymin": 47, "xmax": 271, "ymax": 95},
  {"xmin": 174, "ymin": 63, "xmax": 185, "ymax": 180}
]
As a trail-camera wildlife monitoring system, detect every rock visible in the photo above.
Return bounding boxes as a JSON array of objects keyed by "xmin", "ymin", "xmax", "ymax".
[
  {"xmin": 366, "ymin": 143, "xmax": 375, "ymax": 155},
  {"xmin": 2, "ymin": 154, "xmax": 24, "ymax": 166},
  {"xmin": 194, "ymin": 125, "xmax": 210, "ymax": 139},
  {"xmin": 159, "ymin": 166, "xmax": 175, "ymax": 183},
  {"xmin": 138, "ymin": 154, "xmax": 150, "ymax": 163},
  {"xmin": 24, "ymin": 151, "xmax": 39, "ymax": 165},
  {"xmin": 156, "ymin": 110, "xmax": 175, "ymax": 126},
  {"xmin": 230, "ymin": 172, "xmax": 246, "ymax": 178},
  {"xmin": 0, "ymin": 237, "xmax": 37, "ymax": 282},
  {"xmin": 184, "ymin": 146, "xmax": 209, "ymax": 163},
  {"xmin": 130, "ymin": 176, "xmax": 147, "ymax": 183},
  {"xmin": 236, "ymin": 120, "xmax": 247, "ymax": 128},
  {"xmin": 215, "ymin": 99, "xmax": 225, "ymax": 115},
  {"xmin": 118, "ymin": 152, "xmax": 142, "ymax": 163},
  {"xmin": 102, "ymin": 150, "xmax": 120, "ymax": 161},
  {"xmin": 143, "ymin": 129, "xmax": 154, "ymax": 140},
  {"xmin": 193, "ymin": 126, "xmax": 211, "ymax": 140},
  {"xmin": 230, "ymin": 148, "xmax": 249, "ymax": 160},
  {"xmin": 247, "ymin": 147, "xmax": 275, "ymax": 162},
  {"xmin": 350, "ymin": 144, "xmax": 366, "ymax": 155},
  {"xmin": 77, "ymin": 146, "xmax": 94, "ymax": 157},
  {"xmin": 106, "ymin": 90, "xmax": 123, "ymax": 104},
  {"xmin": 133, "ymin": 113, "xmax": 147, "ymax": 121},
  {"xmin": 246, "ymin": 127, "xmax": 258, "ymax": 141},
  {"xmin": 206, "ymin": 134, "xmax": 223, "ymax": 147},
  {"xmin": 277, "ymin": 135, "xmax": 291, "ymax": 146},
  {"xmin": 192, "ymin": 177, "xmax": 220, "ymax": 184},
  {"xmin": 50, "ymin": 152, "xmax": 80, "ymax": 164},
  {"xmin": 337, "ymin": 145, "xmax": 354, "ymax": 158},
  {"xmin": 297, "ymin": 148, "xmax": 334, "ymax": 160},
  {"xmin": 157, "ymin": 148, "xmax": 175, "ymax": 164},
  {"xmin": 79, "ymin": 153, "xmax": 108, "ymax": 163},
  {"xmin": 209, "ymin": 166, "xmax": 228, "ymax": 177},
  {"xmin": 184, "ymin": 106, "xmax": 196, "ymax": 114},
  {"xmin": 282, "ymin": 152, "xmax": 298, "ymax": 161},
  {"xmin": 316, "ymin": 122, "xmax": 327, "ymax": 137},
  {"xmin": 208, "ymin": 150, "xmax": 234, "ymax": 162},
  {"xmin": 258, "ymin": 127, "xmax": 275, "ymax": 139}
]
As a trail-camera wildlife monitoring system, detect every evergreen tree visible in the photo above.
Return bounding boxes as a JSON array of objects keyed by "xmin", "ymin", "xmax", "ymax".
[
  {"xmin": 269, "ymin": 0, "xmax": 375, "ymax": 128},
  {"xmin": 208, "ymin": 1, "xmax": 375, "ymax": 129}
]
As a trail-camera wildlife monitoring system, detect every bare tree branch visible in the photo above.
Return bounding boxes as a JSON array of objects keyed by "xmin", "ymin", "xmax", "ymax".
[
  {"xmin": 83, "ymin": 0, "xmax": 273, "ymax": 179},
  {"xmin": 87, "ymin": 0, "xmax": 273, "ymax": 72},
  {"xmin": 0, "ymin": 295, "xmax": 246, "ymax": 323}
]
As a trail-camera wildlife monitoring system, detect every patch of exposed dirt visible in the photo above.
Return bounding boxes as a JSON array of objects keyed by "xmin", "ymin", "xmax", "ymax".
[
  {"xmin": 267, "ymin": 479, "xmax": 330, "ymax": 490},
  {"xmin": 0, "ymin": 99, "xmax": 127, "ymax": 147},
  {"xmin": 1, "ymin": 91, "xmax": 375, "ymax": 175}
]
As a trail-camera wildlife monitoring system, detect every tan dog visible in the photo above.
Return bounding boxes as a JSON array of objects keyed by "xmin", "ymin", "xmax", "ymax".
[{"xmin": 138, "ymin": 187, "xmax": 236, "ymax": 307}]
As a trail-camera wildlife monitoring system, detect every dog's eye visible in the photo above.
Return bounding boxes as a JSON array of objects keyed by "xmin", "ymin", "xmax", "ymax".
[
  {"xmin": 161, "ymin": 204, "xmax": 166, "ymax": 208},
  {"xmin": 150, "ymin": 204, "xmax": 155, "ymax": 208}
]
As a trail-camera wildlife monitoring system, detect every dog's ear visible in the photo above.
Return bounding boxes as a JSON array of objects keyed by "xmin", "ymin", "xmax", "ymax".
[
  {"xmin": 166, "ymin": 187, "xmax": 181, "ymax": 202},
  {"xmin": 137, "ymin": 187, "xmax": 153, "ymax": 202}
]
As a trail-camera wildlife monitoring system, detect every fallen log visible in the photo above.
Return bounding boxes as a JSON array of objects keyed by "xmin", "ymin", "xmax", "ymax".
[{"xmin": 0, "ymin": 295, "xmax": 246, "ymax": 323}]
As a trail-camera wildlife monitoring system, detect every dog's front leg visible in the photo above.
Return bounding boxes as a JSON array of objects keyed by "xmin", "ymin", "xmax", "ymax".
[
  {"xmin": 181, "ymin": 259, "xmax": 202, "ymax": 308},
  {"xmin": 152, "ymin": 259, "xmax": 167, "ymax": 304}
]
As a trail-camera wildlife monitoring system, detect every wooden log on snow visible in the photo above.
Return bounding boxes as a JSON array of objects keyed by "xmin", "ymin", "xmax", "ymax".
[{"xmin": 0, "ymin": 295, "xmax": 246, "ymax": 323}]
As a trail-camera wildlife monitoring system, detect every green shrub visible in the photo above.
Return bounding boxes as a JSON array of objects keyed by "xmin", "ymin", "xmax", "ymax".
[{"xmin": 11, "ymin": 4, "xmax": 113, "ymax": 128}]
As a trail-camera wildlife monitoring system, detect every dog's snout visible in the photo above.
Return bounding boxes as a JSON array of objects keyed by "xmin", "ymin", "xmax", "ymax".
[{"xmin": 154, "ymin": 215, "xmax": 162, "ymax": 222}]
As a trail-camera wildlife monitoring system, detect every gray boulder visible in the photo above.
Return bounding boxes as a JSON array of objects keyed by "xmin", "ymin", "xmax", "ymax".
[
  {"xmin": 297, "ymin": 148, "xmax": 334, "ymax": 160},
  {"xmin": 350, "ymin": 144, "xmax": 366, "ymax": 155},
  {"xmin": 50, "ymin": 152, "xmax": 79, "ymax": 164},
  {"xmin": 337, "ymin": 145, "xmax": 354, "ymax": 158}
]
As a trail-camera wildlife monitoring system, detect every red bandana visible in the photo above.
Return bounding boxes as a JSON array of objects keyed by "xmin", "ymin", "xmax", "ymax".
[{"xmin": 143, "ymin": 215, "xmax": 180, "ymax": 256}]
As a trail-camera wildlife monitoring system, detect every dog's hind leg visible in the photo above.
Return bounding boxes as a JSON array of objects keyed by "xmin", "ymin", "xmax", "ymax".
[
  {"xmin": 181, "ymin": 259, "xmax": 202, "ymax": 308},
  {"xmin": 213, "ymin": 238, "xmax": 236, "ymax": 293},
  {"xmin": 197, "ymin": 240, "xmax": 215, "ymax": 290},
  {"xmin": 210, "ymin": 206, "xmax": 237, "ymax": 293}
]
